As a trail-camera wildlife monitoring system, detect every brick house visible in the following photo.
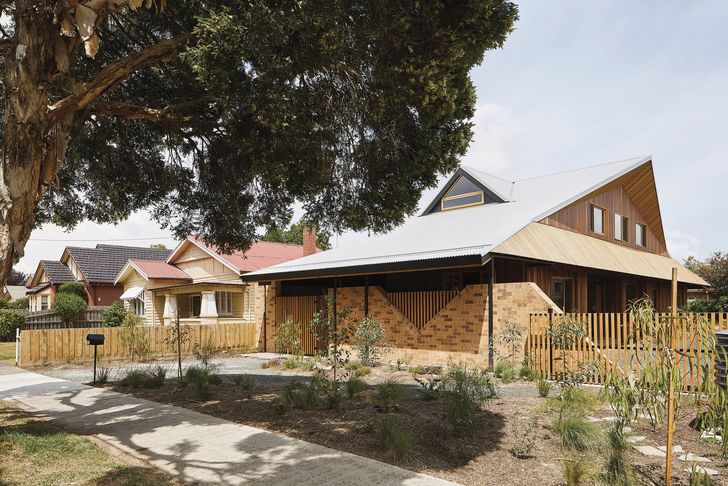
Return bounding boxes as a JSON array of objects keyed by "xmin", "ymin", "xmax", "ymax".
[
  {"xmin": 243, "ymin": 157, "xmax": 708, "ymax": 366},
  {"xmin": 26, "ymin": 244, "xmax": 172, "ymax": 311}
]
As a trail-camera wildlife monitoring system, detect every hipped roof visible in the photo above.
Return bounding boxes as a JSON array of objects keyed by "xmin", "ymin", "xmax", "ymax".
[{"xmin": 242, "ymin": 157, "xmax": 705, "ymax": 287}]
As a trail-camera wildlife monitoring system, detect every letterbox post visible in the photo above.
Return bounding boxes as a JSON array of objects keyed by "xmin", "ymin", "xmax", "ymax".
[{"xmin": 86, "ymin": 334, "xmax": 105, "ymax": 384}]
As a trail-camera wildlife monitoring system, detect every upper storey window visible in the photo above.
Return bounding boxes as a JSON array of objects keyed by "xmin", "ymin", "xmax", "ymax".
[
  {"xmin": 440, "ymin": 176, "xmax": 485, "ymax": 211},
  {"xmin": 590, "ymin": 204, "xmax": 605, "ymax": 234},
  {"xmin": 636, "ymin": 223, "xmax": 647, "ymax": 247},
  {"xmin": 615, "ymin": 214, "xmax": 629, "ymax": 242}
]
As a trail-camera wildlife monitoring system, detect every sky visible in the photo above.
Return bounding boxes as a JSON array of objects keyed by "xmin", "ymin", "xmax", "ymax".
[{"xmin": 15, "ymin": 0, "xmax": 728, "ymax": 275}]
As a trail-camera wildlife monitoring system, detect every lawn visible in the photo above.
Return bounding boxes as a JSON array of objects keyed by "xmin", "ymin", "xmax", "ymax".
[
  {"xmin": 0, "ymin": 342, "xmax": 15, "ymax": 361},
  {"xmin": 0, "ymin": 401, "xmax": 175, "ymax": 486}
]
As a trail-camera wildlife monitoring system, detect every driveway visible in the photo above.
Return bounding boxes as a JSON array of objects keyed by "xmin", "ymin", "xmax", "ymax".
[{"xmin": 0, "ymin": 364, "xmax": 456, "ymax": 485}]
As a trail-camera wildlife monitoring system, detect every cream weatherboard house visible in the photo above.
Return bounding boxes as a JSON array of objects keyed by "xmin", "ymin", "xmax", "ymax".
[{"xmin": 114, "ymin": 236, "xmax": 316, "ymax": 329}]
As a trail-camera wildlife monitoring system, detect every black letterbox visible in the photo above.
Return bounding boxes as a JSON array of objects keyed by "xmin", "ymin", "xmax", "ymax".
[{"xmin": 86, "ymin": 334, "xmax": 105, "ymax": 346}]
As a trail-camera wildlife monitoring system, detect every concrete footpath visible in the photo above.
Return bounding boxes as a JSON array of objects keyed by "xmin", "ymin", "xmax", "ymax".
[{"xmin": 0, "ymin": 365, "xmax": 456, "ymax": 485}]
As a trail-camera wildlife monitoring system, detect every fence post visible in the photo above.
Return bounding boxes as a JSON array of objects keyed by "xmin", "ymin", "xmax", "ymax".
[
  {"xmin": 548, "ymin": 308, "xmax": 554, "ymax": 377},
  {"xmin": 15, "ymin": 327, "xmax": 20, "ymax": 366}
]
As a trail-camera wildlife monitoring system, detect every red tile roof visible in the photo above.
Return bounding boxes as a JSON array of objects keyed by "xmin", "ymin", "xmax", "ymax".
[
  {"xmin": 130, "ymin": 259, "xmax": 192, "ymax": 280},
  {"xmin": 193, "ymin": 237, "xmax": 310, "ymax": 273}
]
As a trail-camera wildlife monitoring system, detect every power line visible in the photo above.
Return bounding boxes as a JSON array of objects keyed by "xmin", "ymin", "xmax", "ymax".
[{"xmin": 29, "ymin": 236, "xmax": 177, "ymax": 242}]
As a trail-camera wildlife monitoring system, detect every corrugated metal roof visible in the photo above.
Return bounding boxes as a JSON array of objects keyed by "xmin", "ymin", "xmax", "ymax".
[
  {"xmin": 494, "ymin": 222, "xmax": 707, "ymax": 286},
  {"xmin": 245, "ymin": 157, "xmax": 652, "ymax": 280}
]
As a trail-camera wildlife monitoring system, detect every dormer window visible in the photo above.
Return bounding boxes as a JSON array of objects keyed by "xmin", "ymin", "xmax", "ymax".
[{"xmin": 440, "ymin": 176, "xmax": 485, "ymax": 211}]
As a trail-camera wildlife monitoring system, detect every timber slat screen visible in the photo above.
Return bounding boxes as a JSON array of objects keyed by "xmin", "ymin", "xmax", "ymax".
[
  {"xmin": 18, "ymin": 322, "xmax": 257, "ymax": 367},
  {"xmin": 386, "ymin": 289, "xmax": 461, "ymax": 330},
  {"xmin": 275, "ymin": 296, "xmax": 320, "ymax": 355},
  {"xmin": 527, "ymin": 312, "xmax": 728, "ymax": 391}
]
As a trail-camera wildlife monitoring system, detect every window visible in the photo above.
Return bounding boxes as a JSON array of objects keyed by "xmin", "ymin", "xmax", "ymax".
[
  {"xmin": 215, "ymin": 291, "xmax": 233, "ymax": 316},
  {"xmin": 440, "ymin": 176, "xmax": 485, "ymax": 211},
  {"xmin": 635, "ymin": 223, "xmax": 647, "ymax": 247},
  {"xmin": 40, "ymin": 295, "xmax": 49, "ymax": 311},
  {"xmin": 131, "ymin": 296, "xmax": 145, "ymax": 316},
  {"xmin": 590, "ymin": 204, "xmax": 605, "ymax": 234},
  {"xmin": 614, "ymin": 213, "xmax": 629, "ymax": 242},
  {"xmin": 190, "ymin": 295, "xmax": 201, "ymax": 317},
  {"xmin": 551, "ymin": 278, "xmax": 573, "ymax": 311}
]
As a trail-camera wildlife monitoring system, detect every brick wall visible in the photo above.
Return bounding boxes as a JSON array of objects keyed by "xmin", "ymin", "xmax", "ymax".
[{"xmin": 261, "ymin": 282, "xmax": 557, "ymax": 367}]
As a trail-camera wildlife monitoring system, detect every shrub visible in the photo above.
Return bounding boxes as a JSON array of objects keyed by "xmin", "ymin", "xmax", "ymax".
[
  {"xmin": 537, "ymin": 378, "xmax": 551, "ymax": 398},
  {"xmin": 346, "ymin": 375, "xmax": 368, "ymax": 398},
  {"xmin": 8, "ymin": 297, "xmax": 28, "ymax": 310},
  {"xmin": 376, "ymin": 378, "xmax": 407, "ymax": 412},
  {"xmin": 185, "ymin": 365, "xmax": 220, "ymax": 400},
  {"xmin": 233, "ymin": 374, "xmax": 256, "ymax": 389},
  {"xmin": 279, "ymin": 376, "xmax": 334, "ymax": 410},
  {"xmin": 497, "ymin": 320, "xmax": 523, "ymax": 369},
  {"xmin": 355, "ymin": 366, "xmax": 371, "ymax": 377},
  {"xmin": 283, "ymin": 356, "xmax": 300, "ymax": 369},
  {"xmin": 193, "ymin": 337, "xmax": 218, "ymax": 366},
  {"xmin": 353, "ymin": 317, "xmax": 391, "ymax": 366},
  {"xmin": 57, "ymin": 282, "xmax": 87, "ymax": 300},
  {"xmin": 53, "ymin": 292, "xmax": 87, "ymax": 326},
  {"xmin": 440, "ymin": 365, "xmax": 497, "ymax": 433},
  {"xmin": 101, "ymin": 301, "xmax": 126, "ymax": 327},
  {"xmin": 551, "ymin": 416, "xmax": 607, "ymax": 452},
  {"xmin": 118, "ymin": 313, "xmax": 152, "ymax": 361},
  {"xmin": 375, "ymin": 418, "xmax": 413, "ymax": 460},
  {"xmin": 274, "ymin": 317, "xmax": 302, "ymax": 355},
  {"xmin": 500, "ymin": 365, "xmax": 515, "ymax": 383},
  {"xmin": 510, "ymin": 418, "xmax": 537, "ymax": 458},
  {"xmin": 119, "ymin": 366, "xmax": 166, "ymax": 388},
  {"xmin": 0, "ymin": 309, "xmax": 24, "ymax": 340},
  {"xmin": 95, "ymin": 366, "xmax": 111, "ymax": 385},
  {"xmin": 493, "ymin": 362, "xmax": 508, "ymax": 378},
  {"xmin": 562, "ymin": 459, "xmax": 592, "ymax": 486},
  {"xmin": 519, "ymin": 365, "xmax": 536, "ymax": 381}
]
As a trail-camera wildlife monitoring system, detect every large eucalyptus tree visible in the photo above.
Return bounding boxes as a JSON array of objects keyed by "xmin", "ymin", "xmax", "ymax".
[{"xmin": 0, "ymin": 0, "xmax": 518, "ymax": 284}]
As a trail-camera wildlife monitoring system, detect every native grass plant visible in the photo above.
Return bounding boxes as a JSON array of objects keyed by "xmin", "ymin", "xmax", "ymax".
[
  {"xmin": 376, "ymin": 378, "xmax": 408, "ymax": 412},
  {"xmin": 118, "ymin": 313, "xmax": 152, "ymax": 362},
  {"xmin": 278, "ymin": 374, "xmax": 342, "ymax": 410},
  {"xmin": 353, "ymin": 316, "xmax": 393, "ymax": 366},
  {"xmin": 274, "ymin": 317, "xmax": 303, "ymax": 356},
  {"xmin": 689, "ymin": 462, "xmax": 716, "ymax": 486},
  {"xmin": 95, "ymin": 366, "xmax": 111, "ymax": 385},
  {"xmin": 345, "ymin": 374, "xmax": 368, "ymax": 398},
  {"xmin": 375, "ymin": 417, "xmax": 413, "ymax": 460},
  {"xmin": 602, "ymin": 425, "xmax": 636, "ymax": 486},
  {"xmin": 552, "ymin": 415, "xmax": 607, "ymax": 453},
  {"xmin": 562, "ymin": 458, "xmax": 593, "ymax": 486},
  {"xmin": 233, "ymin": 374, "xmax": 256, "ymax": 399},
  {"xmin": 440, "ymin": 364, "xmax": 497, "ymax": 434},
  {"xmin": 119, "ymin": 366, "xmax": 166, "ymax": 388},
  {"xmin": 497, "ymin": 320, "xmax": 523, "ymax": 370},
  {"xmin": 537, "ymin": 376, "xmax": 552, "ymax": 398},
  {"xmin": 185, "ymin": 364, "xmax": 222, "ymax": 400},
  {"xmin": 519, "ymin": 364, "xmax": 537, "ymax": 381}
]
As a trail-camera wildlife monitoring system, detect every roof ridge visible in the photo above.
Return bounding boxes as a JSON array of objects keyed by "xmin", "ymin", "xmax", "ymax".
[
  {"xmin": 513, "ymin": 156, "xmax": 650, "ymax": 183},
  {"xmin": 460, "ymin": 165, "xmax": 514, "ymax": 184}
]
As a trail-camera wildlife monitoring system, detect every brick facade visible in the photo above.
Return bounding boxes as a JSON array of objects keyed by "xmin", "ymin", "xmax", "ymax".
[{"xmin": 261, "ymin": 282, "xmax": 557, "ymax": 367}]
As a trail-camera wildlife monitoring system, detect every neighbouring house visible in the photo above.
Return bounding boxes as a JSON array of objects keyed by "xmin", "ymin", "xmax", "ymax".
[
  {"xmin": 114, "ymin": 236, "xmax": 317, "ymax": 329},
  {"xmin": 26, "ymin": 244, "xmax": 172, "ymax": 311},
  {"xmin": 2, "ymin": 285, "xmax": 28, "ymax": 303},
  {"xmin": 243, "ymin": 157, "xmax": 708, "ymax": 366}
]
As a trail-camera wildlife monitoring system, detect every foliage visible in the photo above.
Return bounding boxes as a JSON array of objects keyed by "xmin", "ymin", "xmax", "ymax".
[
  {"xmin": 537, "ymin": 378, "xmax": 551, "ymax": 398},
  {"xmin": 345, "ymin": 375, "xmax": 368, "ymax": 398},
  {"xmin": 309, "ymin": 296, "xmax": 354, "ymax": 381},
  {"xmin": 493, "ymin": 362, "xmax": 510, "ymax": 379},
  {"xmin": 688, "ymin": 463, "xmax": 715, "ymax": 486},
  {"xmin": 57, "ymin": 282, "xmax": 88, "ymax": 300},
  {"xmin": 683, "ymin": 296, "xmax": 728, "ymax": 313},
  {"xmin": 376, "ymin": 378, "xmax": 408, "ymax": 412},
  {"xmin": 7, "ymin": 269, "xmax": 29, "ymax": 286},
  {"xmin": 602, "ymin": 426, "xmax": 635, "ymax": 486},
  {"xmin": 685, "ymin": 252, "xmax": 728, "ymax": 297},
  {"xmin": 274, "ymin": 317, "xmax": 302, "ymax": 356},
  {"xmin": 118, "ymin": 313, "xmax": 152, "ymax": 362},
  {"xmin": 561, "ymin": 459, "xmax": 592, "ymax": 486},
  {"xmin": 440, "ymin": 365, "xmax": 497, "ymax": 433},
  {"xmin": 95, "ymin": 366, "xmax": 111, "ymax": 385},
  {"xmin": 184, "ymin": 365, "xmax": 220, "ymax": 400},
  {"xmin": 163, "ymin": 320, "xmax": 191, "ymax": 379},
  {"xmin": 510, "ymin": 418, "xmax": 537, "ymax": 458},
  {"xmin": 279, "ymin": 375, "xmax": 340, "ymax": 410},
  {"xmin": 101, "ymin": 301, "xmax": 126, "ymax": 328},
  {"xmin": 519, "ymin": 365, "xmax": 536, "ymax": 381},
  {"xmin": 353, "ymin": 317, "xmax": 392, "ymax": 366},
  {"xmin": 6, "ymin": 297, "xmax": 29, "ymax": 310},
  {"xmin": 500, "ymin": 365, "xmax": 515, "ymax": 383},
  {"xmin": 545, "ymin": 314, "xmax": 599, "ymax": 385},
  {"xmin": 52, "ymin": 292, "xmax": 88, "ymax": 326},
  {"xmin": 551, "ymin": 416, "xmax": 607, "ymax": 453},
  {"xmin": 497, "ymin": 320, "xmax": 523, "ymax": 369},
  {"xmin": 261, "ymin": 220, "xmax": 331, "ymax": 250},
  {"xmin": 193, "ymin": 337, "xmax": 218, "ymax": 366},
  {"xmin": 0, "ymin": 309, "xmax": 24, "ymax": 341},
  {"xmin": 374, "ymin": 418, "xmax": 413, "ymax": 460},
  {"xmin": 603, "ymin": 371, "xmax": 639, "ymax": 427},
  {"xmin": 413, "ymin": 373, "xmax": 442, "ymax": 401},
  {"xmin": 118, "ymin": 366, "xmax": 166, "ymax": 388}
]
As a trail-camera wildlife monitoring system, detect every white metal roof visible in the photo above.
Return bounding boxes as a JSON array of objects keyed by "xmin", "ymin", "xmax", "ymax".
[{"xmin": 245, "ymin": 156, "xmax": 655, "ymax": 280}]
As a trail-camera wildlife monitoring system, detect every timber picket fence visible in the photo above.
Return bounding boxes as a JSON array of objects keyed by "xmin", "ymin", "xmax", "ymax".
[
  {"xmin": 527, "ymin": 312, "xmax": 728, "ymax": 391},
  {"xmin": 18, "ymin": 322, "xmax": 257, "ymax": 367},
  {"xmin": 23, "ymin": 307, "xmax": 106, "ymax": 329}
]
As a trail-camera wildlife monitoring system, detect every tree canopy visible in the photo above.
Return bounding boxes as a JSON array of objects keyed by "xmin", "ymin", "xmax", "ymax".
[
  {"xmin": 262, "ymin": 220, "xmax": 331, "ymax": 250},
  {"xmin": 685, "ymin": 252, "xmax": 728, "ymax": 297},
  {"xmin": 0, "ymin": 1, "xmax": 518, "ymax": 285}
]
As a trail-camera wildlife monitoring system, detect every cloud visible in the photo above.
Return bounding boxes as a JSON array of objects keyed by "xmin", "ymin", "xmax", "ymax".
[
  {"xmin": 461, "ymin": 103, "xmax": 521, "ymax": 174},
  {"xmin": 666, "ymin": 229, "xmax": 701, "ymax": 262}
]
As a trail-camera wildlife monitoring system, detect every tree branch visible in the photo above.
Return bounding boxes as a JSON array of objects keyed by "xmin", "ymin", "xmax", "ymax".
[
  {"xmin": 87, "ymin": 98, "xmax": 215, "ymax": 126},
  {"xmin": 47, "ymin": 33, "xmax": 189, "ymax": 124}
]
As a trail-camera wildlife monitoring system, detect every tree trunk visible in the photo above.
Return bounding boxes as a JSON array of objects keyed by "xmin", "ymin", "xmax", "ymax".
[{"xmin": 0, "ymin": 7, "xmax": 73, "ymax": 285}]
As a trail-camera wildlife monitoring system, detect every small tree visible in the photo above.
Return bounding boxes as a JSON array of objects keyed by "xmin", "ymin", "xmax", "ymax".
[
  {"xmin": 353, "ymin": 317, "xmax": 392, "ymax": 366},
  {"xmin": 310, "ymin": 296, "xmax": 354, "ymax": 382},
  {"xmin": 119, "ymin": 312, "xmax": 152, "ymax": 362},
  {"xmin": 274, "ymin": 317, "xmax": 303, "ymax": 356},
  {"xmin": 497, "ymin": 320, "xmax": 523, "ymax": 369},
  {"xmin": 0, "ymin": 310, "xmax": 25, "ymax": 341},
  {"xmin": 162, "ymin": 312, "xmax": 191, "ymax": 380},
  {"xmin": 57, "ymin": 282, "xmax": 88, "ymax": 301},
  {"xmin": 101, "ymin": 301, "xmax": 126, "ymax": 327},
  {"xmin": 546, "ymin": 314, "xmax": 597, "ymax": 386},
  {"xmin": 53, "ymin": 293, "xmax": 88, "ymax": 327}
]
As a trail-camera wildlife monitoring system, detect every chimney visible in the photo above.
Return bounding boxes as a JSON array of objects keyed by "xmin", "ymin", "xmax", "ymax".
[{"xmin": 303, "ymin": 227, "xmax": 317, "ymax": 256}]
